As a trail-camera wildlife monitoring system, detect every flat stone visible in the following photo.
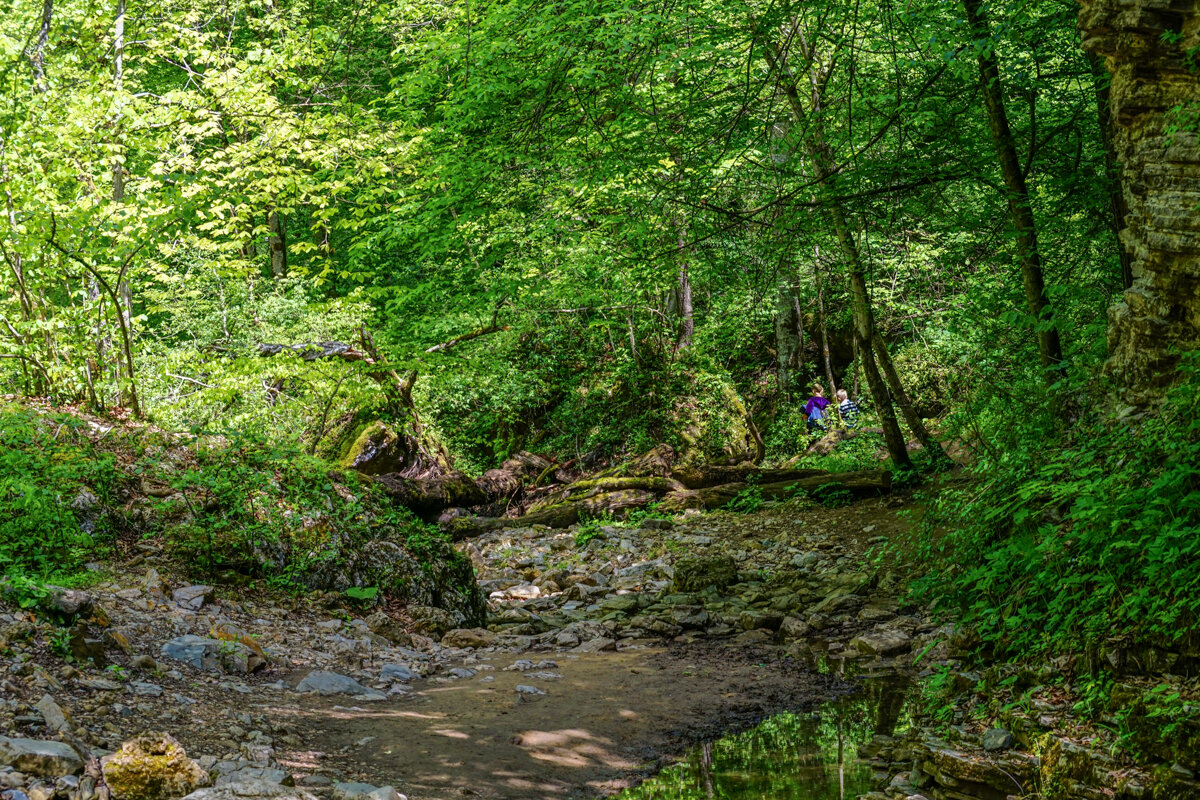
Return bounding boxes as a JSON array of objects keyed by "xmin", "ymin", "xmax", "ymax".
[
  {"xmin": 172, "ymin": 586, "xmax": 215, "ymax": 611},
  {"xmin": 515, "ymin": 685, "xmax": 545, "ymax": 696},
  {"xmin": 294, "ymin": 671, "xmax": 385, "ymax": 700},
  {"xmin": 849, "ymin": 628, "xmax": 912, "ymax": 657},
  {"xmin": 331, "ymin": 783, "xmax": 405, "ymax": 800},
  {"xmin": 441, "ymin": 629, "xmax": 495, "ymax": 649},
  {"xmin": 34, "ymin": 696, "xmax": 69, "ymax": 733},
  {"xmin": 0, "ymin": 738, "xmax": 83, "ymax": 777},
  {"xmin": 181, "ymin": 781, "xmax": 320, "ymax": 800},
  {"xmin": 216, "ymin": 769, "xmax": 292, "ymax": 787},
  {"xmin": 572, "ymin": 638, "xmax": 616, "ymax": 653}
]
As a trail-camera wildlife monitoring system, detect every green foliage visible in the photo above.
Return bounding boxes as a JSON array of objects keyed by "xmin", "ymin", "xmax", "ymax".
[
  {"xmin": 912, "ymin": 352, "xmax": 1200, "ymax": 656},
  {"xmin": 809, "ymin": 482, "xmax": 854, "ymax": 508},
  {"xmin": 726, "ymin": 480, "xmax": 765, "ymax": 513},
  {"xmin": 0, "ymin": 405, "xmax": 115, "ymax": 579},
  {"xmin": 344, "ymin": 586, "xmax": 379, "ymax": 604}
]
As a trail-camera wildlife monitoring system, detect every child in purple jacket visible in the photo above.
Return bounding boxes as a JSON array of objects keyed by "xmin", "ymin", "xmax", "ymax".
[{"xmin": 805, "ymin": 385, "xmax": 831, "ymax": 435}]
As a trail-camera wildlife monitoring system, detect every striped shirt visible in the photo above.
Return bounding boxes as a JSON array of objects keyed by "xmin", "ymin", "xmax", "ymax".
[{"xmin": 839, "ymin": 399, "xmax": 861, "ymax": 426}]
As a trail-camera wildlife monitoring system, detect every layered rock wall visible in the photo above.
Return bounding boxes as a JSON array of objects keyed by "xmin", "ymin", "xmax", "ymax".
[{"xmin": 1079, "ymin": 0, "xmax": 1200, "ymax": 399}]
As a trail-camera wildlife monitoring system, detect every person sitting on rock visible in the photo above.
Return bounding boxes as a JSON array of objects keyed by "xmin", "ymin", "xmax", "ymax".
[
  {"xmin": 804, "ymin": 385, "xmax": 831, "ymax": 435},
  {"xmin": 836, "ymin": 388, "xmax": 861, "ymax": 428}
]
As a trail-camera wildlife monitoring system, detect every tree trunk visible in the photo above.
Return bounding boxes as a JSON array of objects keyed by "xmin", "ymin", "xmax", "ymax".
[
  {"xmin": 871, "ymin": 333, "xmax": 952, "ymax": 466},
  {"xmin": 27, "ymin": 0, "xmax": 52, "ymax": 90},
  {"xmin": 268, "ymin": 210, "xmax": 288, "ymax": 279},
  {"xmin": 1087, "ymin": 51, "xmax": 1133, "ymax": 291},
  {"xmin": 774, "ymin": 282, "xmax": 801, "ymax": 395},
  {"xmin": 814, "ymin": 253, "xmax": 837, "ymax": 395},
  {"xmin": 675, "ymin": 262, "xmax": 693, "ymax": 350},
  {"xmin": 962, "ymin": 0, "xmax": 1063, "ymax": 375}
]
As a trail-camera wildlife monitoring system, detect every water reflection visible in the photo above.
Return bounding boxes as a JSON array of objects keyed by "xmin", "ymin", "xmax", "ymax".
[{"xmin": 617, "ymin": 679, "xmax": 910, "ymax": 800}]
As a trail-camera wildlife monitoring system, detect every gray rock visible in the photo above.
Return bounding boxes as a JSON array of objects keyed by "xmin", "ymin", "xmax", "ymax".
[
  {"xmin": 572, "ymin": 638, "xmax": 616, "ymax": 653},
  {"xmin": 34, "ymin": 696, "xmax": 69, "ymax": 733},
  {"xmin": 331, "ymin": 783, "xmax": 405, "ymax": 800},
  {"xmin": 0, "ymin": 738, "xmax": 83, "ymax": 777},
  {"xmin": 515, "ymin": 685, "xmax": 545, "ymax": 696},
  {"xmin": 216, "ymin": 769, "xmax": 292, "ymax": 787},
  {"xmin": 160, "ymin": 635, "xmax": 258, "ymax": 675},
  {"xmin": 128, "ymin": 682, "xmax": 163, "ymax": 696},
  {"xmin": 446, "ymin": 668, "xmax": 476, "ymax": 679},
  {"xmin": 181, "ymin": 781, "xmax": 320, "ymax": 800},
  {"xmin": 45, "ymin": 587, "xmax": 93, "ymax": 618},
  {"xmin": 380, "ymin": 664, "xmax": 418, "ymax": 682},
  {"xmin": 981, "ymin": 728, "xmax": 1015, "ymax": 752},
  {"xmin": 294, "ymin": 671, "xmax": 385, "ymax": 700},
  {"xmin": 172, "ymin": 586, "xmax": 215, "ymax": 611}
]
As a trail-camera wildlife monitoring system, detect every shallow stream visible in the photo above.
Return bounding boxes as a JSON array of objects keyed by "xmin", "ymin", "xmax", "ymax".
[{"xmin": 617, "ymin": 677, "xmax": 911, "ymax": 800}]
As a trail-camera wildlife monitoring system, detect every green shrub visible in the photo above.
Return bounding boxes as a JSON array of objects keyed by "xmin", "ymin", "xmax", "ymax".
[
  {"xmin": 911, "ymin": 352, "xmax": 1200, "ymax": 657},
  {"xmin": 0, "ymin": 405, "xmax": 116, "ymax": 579}
]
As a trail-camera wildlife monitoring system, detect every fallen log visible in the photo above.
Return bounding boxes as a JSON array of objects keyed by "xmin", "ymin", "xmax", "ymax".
[
  {"xmin": 442, "ymin": 488, "xmax": 657, "ymax": 539},
  {"xmin": 527, "ymin": 476, "xmax": 685, "ymax": 513},
  {"xmin": 658, "ymin": 469, "xmax": 892, "ymax": 512},
  {"xmin": 670, "ymin": 466, "xmax": 829, "ymax": 490},
  {"xmin": 376, "ymin": 471, "xmax": 488, "ymax": 521}
]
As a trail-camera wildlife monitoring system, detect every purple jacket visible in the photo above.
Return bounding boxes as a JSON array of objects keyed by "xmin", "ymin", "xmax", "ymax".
[{"xmin": 805, "ymin": 396, "xmax": 831, "ymax": 417}]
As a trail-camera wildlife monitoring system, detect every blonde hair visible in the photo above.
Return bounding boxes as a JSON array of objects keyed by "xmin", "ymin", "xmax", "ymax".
[
  {"xmin": 812, "ymin": 384, "xmax": 825, "ymax": 396},
  {"xmin": 836, "ymin": 389, "xmax": 848, "ymax": 401}
]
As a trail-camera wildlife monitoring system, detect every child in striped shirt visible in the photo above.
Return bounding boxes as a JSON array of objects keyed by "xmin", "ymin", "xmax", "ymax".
[{"xmin": 837, "ymin": 389, "xmax": 861, "ymax": 428}]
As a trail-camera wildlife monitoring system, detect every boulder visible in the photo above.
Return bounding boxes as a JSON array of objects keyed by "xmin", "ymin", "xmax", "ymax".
[
  {"xmin": 363, "ymin": 613, "xmax": 411, "ymax": 647},
  {"xmin": 440, "ymin": 628, "xmax": 495, "ymax": 649},
  {"xmin": 161, "ymin": 635, "xmax": 264, "ymax": 675},
  {"xmin": 294, "ymin": 671, "xmax": 385, "ymax": 700},
  {"xmin": 671, "ymin": 556, "xmax": 738, "ymax": 593},
  {"xmin": 101, "ymin": 732, "xmax": 211, "ymax": 800},
  {"xmin": 0, "ymin": 738, "xmax": 83, "ymax": 777}
]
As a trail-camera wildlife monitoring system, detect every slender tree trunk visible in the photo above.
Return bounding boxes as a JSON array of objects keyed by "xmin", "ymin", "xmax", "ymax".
[
  {"xmin": 851, "ymin": 332, "xmax": 860, "ymax": 398},
  {"xmin": 814, "ymin": 253, "xmax": 836, "ymax": 395},
  {"xmin": 872, "ymin": 333, "xmax": 951, "ymax": 465},
  {"xmin": 268, "ymin": 210, "xmax": 288, "ymax": 279},
  {"xmin": 27, "ymin": 0, "xmax": 52, "ymax": 90},
  {"xmin": 962, "ymin": 0, "xmax": 1063, "ymax": 374},
  {"xmin": 1087, "ymin": 52, "xmax": 1133, "ymax": 290},
  {"xmin": 774, "ymin": 282, "xmax": 801, "ymax": 396},
  {"xmin": 761, "ymin": 28, "xmax": 912, "ymax": 468},
  {"xmin": 675, "ymin": 263, "xmax": 693, "ymax": 351}
]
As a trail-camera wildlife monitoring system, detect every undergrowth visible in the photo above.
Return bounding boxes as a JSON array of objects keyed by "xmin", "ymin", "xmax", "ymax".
[{"xmin": 912, "ymin": 352, "xmax": 1200, "ymax": 658}]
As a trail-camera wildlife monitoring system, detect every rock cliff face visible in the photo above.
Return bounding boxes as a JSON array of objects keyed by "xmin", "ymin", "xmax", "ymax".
[{"xmin": 1079, "ymin": 0, "xmax": 1200, "ymax": 400}]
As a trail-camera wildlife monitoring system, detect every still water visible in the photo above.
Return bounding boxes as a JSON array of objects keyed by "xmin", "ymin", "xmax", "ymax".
[{"xmin": 618, "ymin": 679, "xmax": 910, "ymax": 800}]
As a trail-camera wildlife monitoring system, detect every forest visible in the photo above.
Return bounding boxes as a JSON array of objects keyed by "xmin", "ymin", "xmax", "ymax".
[{"xmin": 0, "ymin": 0, "xmax": 1198, "ymax": 798}]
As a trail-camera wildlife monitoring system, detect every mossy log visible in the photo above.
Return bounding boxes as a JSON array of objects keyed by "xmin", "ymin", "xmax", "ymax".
[
  {"xmin": 658, "ymin": 469, "xmax": 892, "ymax": 511},
  {"xmin": 527, "ymin": 476, "xmax": 685, "ymax": 513},
  {"xmin": 376, "ymin": 470, "xmax": 488, "ymax": 521},
  {"xmin": 670, "ymin": 465, "xmax": 830, "ymax": 489},
  {"xmin": 442, "ymin": 488, "xmax": 657, "ymax": 539}
]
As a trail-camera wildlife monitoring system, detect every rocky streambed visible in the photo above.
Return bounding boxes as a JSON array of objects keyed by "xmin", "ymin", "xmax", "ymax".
[{"xmin": 1, "ymin": 493, "xmax": 1194, "ymax": 800}]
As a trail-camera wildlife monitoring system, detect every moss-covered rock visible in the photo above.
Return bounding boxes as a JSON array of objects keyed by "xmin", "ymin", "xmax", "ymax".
[{"xmin": 102, "ymin": 732, "xmax": 210, "ymax": 800}]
